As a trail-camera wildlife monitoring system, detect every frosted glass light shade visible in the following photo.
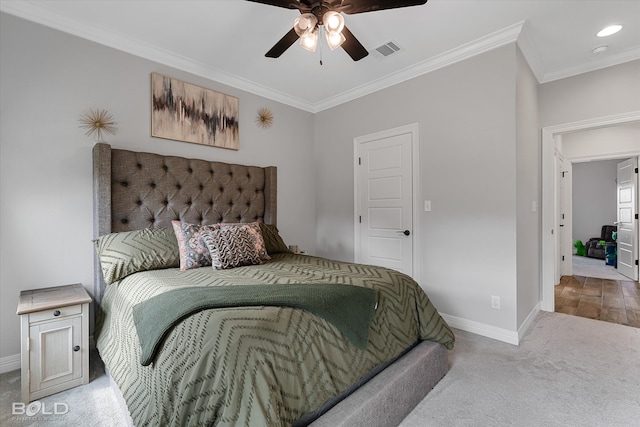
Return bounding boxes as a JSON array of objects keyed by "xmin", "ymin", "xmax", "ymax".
[
  {"xmin": 325, "ymin": 30, "xmax": 346, "ymax": 50},
  {"xmin": 294, "ymin": 13, "xmax": 318, "ymax": 37},
  {"xmin": 323, "ymin": 11, "xmax": 344, "ymax": 34},
  {"xmin": 299, "ymin": 29, "xmax": 318, "ymax": 52}
]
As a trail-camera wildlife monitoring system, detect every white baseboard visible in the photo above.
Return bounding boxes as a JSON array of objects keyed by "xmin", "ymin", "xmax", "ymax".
[
  {"xmin": 0, "ymin": 353, "xmax": 20, "ymax": 374},
  {"xmin": 441, "ymin": 304, "xmax": 542, "ymax": 346},
  {"xmin": 0, "ymin": 335, "xmax": 97, "ymax": 374},
  {"xmin": 518, "ymin": 303, "xmax": 541, "ymax": 342},
  {"xmin": 441, "ymin": 313, "xmax": 520, "ymax": 345}
]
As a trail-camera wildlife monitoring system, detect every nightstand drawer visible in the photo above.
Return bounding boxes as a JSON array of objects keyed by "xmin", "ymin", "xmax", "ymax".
[{"xmin": 29, "ymin": 304, "xmax": 82, "ymax": 323}]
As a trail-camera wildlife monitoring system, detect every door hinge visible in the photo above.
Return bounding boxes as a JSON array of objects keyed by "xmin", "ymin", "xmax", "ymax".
[
  {"xmin": 636, "ymin": 213, "xmax": 639, "ymax": 220},
  {"xmin": 562, "ymin": 255, "xmax": 565, "ymax": 261},
  {"xmin": 635, "ymin": 167, "xmax": 638, "ymax": 173},
  {"xmin": 636, "ymin": 260, "xmax": 639, "ymax": 266},
  {"xmin": 359, "ymin": 216, "xmax": 362, "ymax": 223},
  {"xmin": 358, "ymin": 157, "xmax": 361, "ymax": 165}
]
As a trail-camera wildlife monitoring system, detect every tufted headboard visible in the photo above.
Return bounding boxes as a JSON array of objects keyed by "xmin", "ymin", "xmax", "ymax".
[{"xmin": 92, "ymin": 142, "xmax": 277, "ymax": 304}]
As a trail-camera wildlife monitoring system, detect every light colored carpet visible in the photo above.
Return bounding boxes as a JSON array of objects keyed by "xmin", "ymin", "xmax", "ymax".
[
  {"xmin": 2, "ymin": 312, "xmax": 639, "ymax": 426},
  {"xmin": 572, "ymin": 255, "xmax": 629, "ymax": 281},
  {"xmin": 0, "ymin": 349, "xmax": 128, "ymax": 427},
  {"xmin": 400, "ymin": 311, "xmax": 640, "ymax": 427}
]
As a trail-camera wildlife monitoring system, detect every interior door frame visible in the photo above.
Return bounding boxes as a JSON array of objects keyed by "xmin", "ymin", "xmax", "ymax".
[
  {"xmin": 354, "ymin": 122, "xmax": 420, "ymax": 280},
  {"xmin": 541, "ymin": 110, "xmax": 640, "ymax": 312}
]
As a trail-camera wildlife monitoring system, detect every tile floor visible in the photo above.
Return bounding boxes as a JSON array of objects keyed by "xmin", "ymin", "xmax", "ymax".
[{"xmin": 555, "ymin": 275, "xmax": 640, "ymax": 328}]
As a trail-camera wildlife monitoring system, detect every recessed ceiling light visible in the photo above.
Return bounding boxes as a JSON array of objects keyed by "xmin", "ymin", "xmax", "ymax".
[{"xmin": 597, "ymin": 25, "xmax": 622, "ymax": 37}]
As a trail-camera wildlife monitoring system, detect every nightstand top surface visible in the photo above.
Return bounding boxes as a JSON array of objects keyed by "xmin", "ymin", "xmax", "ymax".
[{"xmin": 17, "ymin": 283, "xmax": 91, "ymax": 315}]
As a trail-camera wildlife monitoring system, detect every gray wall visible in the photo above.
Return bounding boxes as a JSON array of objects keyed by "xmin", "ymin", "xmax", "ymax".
[
  {"xmin": 539, "ymin": 60, "xmax": 640, "ymax": 127},
  {"xmin": 0, "ymin": 13, "xmax": 316, "ymax": 361},
  {"xmin": 572, "ymin": 160, "xmax": 619, "ymax": 245},
  {"xmin": 314, "ymin": 44, "xmax": 526, "ymax": 333},
  {"xmin": 561, "ymin": 124, "xmax": 640, "ymax": 161},
  {"xmin": 515, "ymin": 47, "xmax": 541, "ymax": 328}
]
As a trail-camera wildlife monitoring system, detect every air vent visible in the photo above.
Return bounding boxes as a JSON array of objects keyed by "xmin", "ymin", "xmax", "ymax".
[{"xmin": 374, "ymin": 41, "xmax": 402, "ymax": 58}]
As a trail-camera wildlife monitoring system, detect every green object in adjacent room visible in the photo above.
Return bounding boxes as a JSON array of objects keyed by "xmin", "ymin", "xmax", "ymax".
[{"xmin": 573, "ymin": 240, "xmax": 586, "ymax": 256}]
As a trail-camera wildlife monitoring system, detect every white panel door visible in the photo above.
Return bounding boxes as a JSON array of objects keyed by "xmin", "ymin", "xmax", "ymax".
[
  {"xmin": 357, "ymin": 132, "xmax": 413, "ymax": 275},
  {"xmin": 617, "ymin": 158, "xmax": 638, "ymax": 281}
]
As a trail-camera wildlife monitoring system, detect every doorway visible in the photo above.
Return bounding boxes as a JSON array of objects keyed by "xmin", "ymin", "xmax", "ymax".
[
  {"xmin": 555, "ymin": 154, "xmax": 639, "ymax": 328},
  {"xmin": 541, "ymin": 111, "xmax": 640, "ymax": 312}
]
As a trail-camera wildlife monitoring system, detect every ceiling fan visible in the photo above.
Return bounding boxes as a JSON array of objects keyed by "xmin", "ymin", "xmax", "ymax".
[{"xmin": 247, "ymin": 0, "xmax": 428, "ymax": 61}]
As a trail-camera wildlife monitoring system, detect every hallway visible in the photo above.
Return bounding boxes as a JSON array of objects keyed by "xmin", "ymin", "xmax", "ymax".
[{"xmin": 555, "ymin": 275, "xmax": 640, "ymax": 328}]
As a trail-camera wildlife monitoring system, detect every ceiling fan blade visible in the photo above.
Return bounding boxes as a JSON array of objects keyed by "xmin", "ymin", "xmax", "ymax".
[
  {"xmin": 265, "ymin": 28, "xmax": 299, "ymax": 58},
  {"xmin": 338, "ymin": 0, "xmax": 428, "ymax": 14},
  {"xmin": 245, "ymin": 0, "xmax": 310, "ymax": 11},
  {"xmin": 341, "ymin": 25, "xmax": 369, "ymax": 61}
]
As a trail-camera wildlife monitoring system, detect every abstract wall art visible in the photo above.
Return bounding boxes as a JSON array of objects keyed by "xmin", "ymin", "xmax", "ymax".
[{"xmin": 151, "ymin": 73, "xmax": 239, "ymax": 150}]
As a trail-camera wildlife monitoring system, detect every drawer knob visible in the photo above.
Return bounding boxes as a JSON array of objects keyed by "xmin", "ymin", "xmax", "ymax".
[
  {"xmin": 53, "ymin": 310, "xmax": 61, "ymax": 317},
  {"xmin": 73, "ymin": 345, "xmax": 80, "ymax": 352}
]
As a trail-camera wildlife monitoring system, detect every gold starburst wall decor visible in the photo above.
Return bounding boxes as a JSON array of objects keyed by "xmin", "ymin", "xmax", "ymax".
[
  {"xmin": 79, "ymin": 108, "xmax": 117, "ymax": 141},
  {"xmin": 255, "ymin": 107, "xmax": 274, "ymax": 129}
]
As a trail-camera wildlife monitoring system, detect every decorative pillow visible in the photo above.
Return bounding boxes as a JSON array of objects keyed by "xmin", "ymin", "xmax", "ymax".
[
  {"xmin": 202, "ymin": 228, "xmax": 262, "ymax": 269},
  {"xmin": 171, "ymin": 221, "xmax": 220, "ymax": 270},
  {"xmin": 219, "ymin": 222, "xmax": 270, "ymax": 260},
  {"xmin": 258, "ymin": 223, "xmax": 290, "ymax": 254},
  {"xmin": 94, "ymin": 227, "xmax": 180, "ymax": 285}
]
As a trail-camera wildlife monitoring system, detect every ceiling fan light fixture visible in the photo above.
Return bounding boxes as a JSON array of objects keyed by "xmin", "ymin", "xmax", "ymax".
[
  {"xmin": 294, "ymin": 13, "xmax": 318, "ymax": 37},
  {"xmin": 323, "ymin": 11, "xmax": 344, "ymax": 34},
  {"xmin": 325, "ymin": 29, "xmax": 346, "ymax": 50},
  {"xmin": 299, "ymin": 29, "xmax": 318, "ymax": 52}
]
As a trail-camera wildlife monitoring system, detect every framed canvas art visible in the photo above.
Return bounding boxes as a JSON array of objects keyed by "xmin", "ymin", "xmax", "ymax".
[{"xmin": 151, "ymin": 73, "xmax": 239, "ymax": 150}]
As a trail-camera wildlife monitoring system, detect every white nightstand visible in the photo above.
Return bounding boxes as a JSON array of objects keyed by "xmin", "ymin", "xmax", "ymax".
[{"xmin": 17, "ymin": 283, "xmax": 91, "ymax": 403}]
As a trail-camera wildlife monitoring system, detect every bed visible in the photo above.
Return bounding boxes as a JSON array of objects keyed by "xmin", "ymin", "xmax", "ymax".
[{"xmin": 92, "ymin": 142, "xmax": 454, "ymax": 426}]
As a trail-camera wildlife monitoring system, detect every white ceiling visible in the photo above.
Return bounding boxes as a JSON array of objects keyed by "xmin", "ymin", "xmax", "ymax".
[{"xmin": 2, "ymin": 0, "xmax": 639, "ymax": 112}]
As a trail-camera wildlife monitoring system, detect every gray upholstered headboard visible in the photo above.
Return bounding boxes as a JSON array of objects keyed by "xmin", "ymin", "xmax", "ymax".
[{"xmin": 92, "ymin": 142, "xmax": 277, "ymax": 305}]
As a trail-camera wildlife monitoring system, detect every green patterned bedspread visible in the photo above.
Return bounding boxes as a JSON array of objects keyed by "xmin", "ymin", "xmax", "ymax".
[{"xmin": 96, "ymin": 253, "xmax": 454, "ymax": 426}]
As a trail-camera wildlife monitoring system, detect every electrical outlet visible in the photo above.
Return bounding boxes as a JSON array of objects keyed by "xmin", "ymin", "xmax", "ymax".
[{"xmin": 491, "ymin": 296, "xmax": 501, "ymax": 309}]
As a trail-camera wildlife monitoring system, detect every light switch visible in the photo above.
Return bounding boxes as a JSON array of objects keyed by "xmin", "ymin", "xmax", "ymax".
[{"xmin": 424, "ymin": 200, "xmax": 432, "ymax": 212}]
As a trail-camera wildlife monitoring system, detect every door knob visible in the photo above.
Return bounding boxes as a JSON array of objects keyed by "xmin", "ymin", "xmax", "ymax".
[
  {"xmin": 73, "ymin": 345, "xmax": 80, "ymax": 352},
  {"xmin": 403, "ymin": 230, "xmax": 410, "ymax": 236}
]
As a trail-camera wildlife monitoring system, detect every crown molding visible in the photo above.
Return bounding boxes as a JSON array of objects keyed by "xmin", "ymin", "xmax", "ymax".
[
  {"xmin": 0, "ymin": 1, "xmax": 317, "ymax": 112},
  {"xmin": 515, "ymin": 21, "xmax": 546, "ymax": 83},
  {"xmin": 314, "ymin": 21, "xmax": 526, "ymax": 112},
  {"xmin": 1, "ymin": 2, "xmax": 525, "ymax": 112},
  {"xmin": 539, "ymin": 47, "xmax": 640, "ymax": 84},
  {"xmin": 7, "ymin": 1, "xmax": 636, "ymax": 112}
]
